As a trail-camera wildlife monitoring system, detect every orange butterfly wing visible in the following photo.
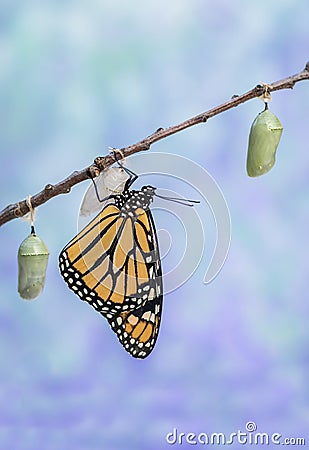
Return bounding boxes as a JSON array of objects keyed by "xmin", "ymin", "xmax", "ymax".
[{"xmin": 59, "ymin": 189, "xmax": 163, "ymax": 358}]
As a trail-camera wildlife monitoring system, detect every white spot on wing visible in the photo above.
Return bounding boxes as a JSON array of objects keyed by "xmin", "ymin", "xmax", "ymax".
[
  {"xmin": 149, "ymin": 288, "xmax": 155, "ymax": 300},
  {"xmin": 142, "ymin": 311, "xmax": 151, "ymax": 321}
]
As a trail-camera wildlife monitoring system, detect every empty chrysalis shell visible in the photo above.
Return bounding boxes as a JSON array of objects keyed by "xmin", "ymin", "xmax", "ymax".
[
  {"xmin": 246, "ymin": 108, "xmax": 283, "ymax": 177},
  {"xmin": 79, "ymin": 166, "xmax": 128, "ymax": 217},
  {"xmin": 18, "ymin": 229, "xmax": 49, "ymax": 300}
]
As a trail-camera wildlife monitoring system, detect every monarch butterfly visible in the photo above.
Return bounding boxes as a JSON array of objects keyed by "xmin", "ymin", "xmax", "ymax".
[
  {"xmin": 59, "ymin": 159, "xmax": 198, "ymax": 358},
  {"xmin": 18, "ymin": 226, "xmax": 49, "ymax": 300}
]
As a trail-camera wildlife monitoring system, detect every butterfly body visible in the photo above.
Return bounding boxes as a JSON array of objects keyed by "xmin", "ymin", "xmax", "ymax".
[{"xmin": 59, "ymin": 183, "xmax": 163, "ymax": 358}]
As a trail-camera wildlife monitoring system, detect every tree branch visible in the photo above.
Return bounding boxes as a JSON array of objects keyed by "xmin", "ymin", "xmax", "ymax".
[{"xmin": 1, "ymin": 62, "xmax": 309, "ymax": 228}]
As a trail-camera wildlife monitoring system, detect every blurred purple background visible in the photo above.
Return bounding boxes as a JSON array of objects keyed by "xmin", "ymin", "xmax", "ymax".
[{"xmin": 0, "ymin": 1, "xmax": 308, "ymax": 449}]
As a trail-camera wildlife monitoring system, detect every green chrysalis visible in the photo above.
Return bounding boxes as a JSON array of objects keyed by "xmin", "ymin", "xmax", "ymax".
[
  {"xmin": 246, "ymin": 107, "xmax": 283, "ymax": 177},
  {"xmin": 18, "ymin": 226, "xmax": 49, "ymax": 300}
]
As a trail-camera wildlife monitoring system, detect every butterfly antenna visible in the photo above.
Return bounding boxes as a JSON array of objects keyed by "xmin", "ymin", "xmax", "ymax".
[{"xmin": 154, "ymin": 193, "xmax": 200, "ymax": 207}]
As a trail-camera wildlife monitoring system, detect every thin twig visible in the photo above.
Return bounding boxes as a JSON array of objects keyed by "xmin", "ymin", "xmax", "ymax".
[{"xmin": 1, "ymin": 62, "xmax": 308, "ymax": 228}]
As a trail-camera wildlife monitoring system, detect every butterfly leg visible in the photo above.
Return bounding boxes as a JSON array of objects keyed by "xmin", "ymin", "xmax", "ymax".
[{"xmin": 112, "ymin": 149, "xmax": 139, "ymax": 188}]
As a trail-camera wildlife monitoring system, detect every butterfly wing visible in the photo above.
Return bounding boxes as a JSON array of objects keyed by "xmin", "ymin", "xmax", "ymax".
[
  {"xmin": 107, "ymin": 209, "xmax": 163, "ymax": 358},
  {"xmin": 59, "ymin": 192, "xmax": 163, "ymax": 358},
  {"xmin": 59, "ymin": 202, "xmax": 148, "ymax": 315}
]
